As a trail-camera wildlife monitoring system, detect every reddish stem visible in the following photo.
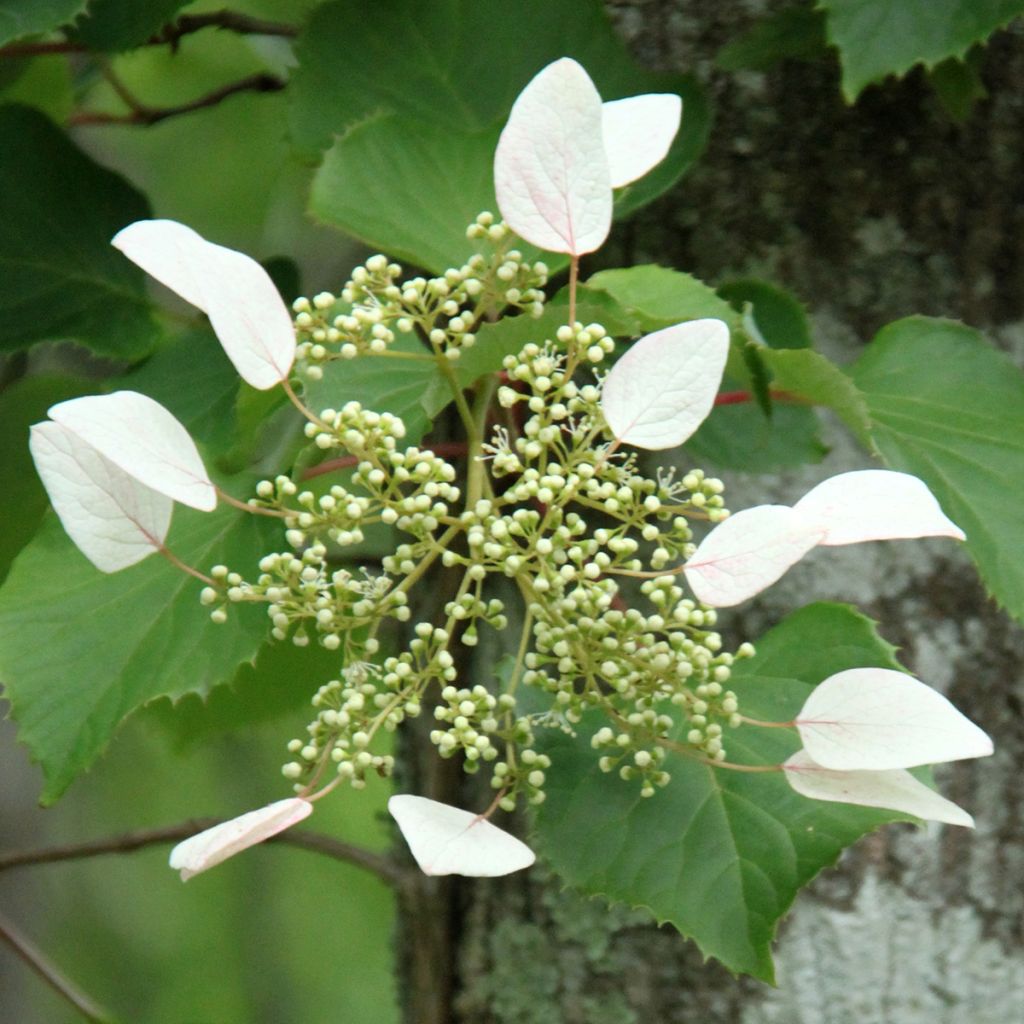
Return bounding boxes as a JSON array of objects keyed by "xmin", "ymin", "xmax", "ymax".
[
  {"xmin": 301, "ymin": 441, "xmax": 470, "ymax": 481},
  {"xmin": 714, "ymin": 389, "xmax": 806, "ymax": 407}
]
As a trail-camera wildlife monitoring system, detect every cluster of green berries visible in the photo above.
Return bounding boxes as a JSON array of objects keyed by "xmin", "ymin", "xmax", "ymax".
[{"xmin": 205, "ymin": 215, "xmax": 751, "ymax": 808}]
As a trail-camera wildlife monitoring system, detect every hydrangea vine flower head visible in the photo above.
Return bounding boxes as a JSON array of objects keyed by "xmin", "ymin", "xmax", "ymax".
[
  {"xmin": 112, "ymin": 219, "xmax": 296, "ymax": 390},
  {"xmin": 30, "ymin": 390, "xmax": 214, "ymax": 572},
  {"xmin": 494, "ymin": 57, "xmax": 682, "ymax": 255}
]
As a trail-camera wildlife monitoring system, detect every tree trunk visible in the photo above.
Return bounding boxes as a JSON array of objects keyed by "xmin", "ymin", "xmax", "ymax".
[{"xmin": 400, "ymin": 4, "xmax": 1024, "ymax": 1021}]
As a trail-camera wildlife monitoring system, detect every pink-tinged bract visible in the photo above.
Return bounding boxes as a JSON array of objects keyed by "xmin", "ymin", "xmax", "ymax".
[
  {"xmin": 388, "ymin": 794, "xmax": 535, "ymax": 877},
  {"xmin": 29, "ymin": 421, "xmax": 172, "ymax": 572},
  {"xmin": 683, "ymin": 504, "xmax": 824, "ymax": 608},
  {"xmin": 494, "ymin": 58, "xmax": 612, "ymax": 256},
  {"xmin": 793, "ymin": 469, "xmax": 965, "ymax": 546},
  {"xmin": 783, "ymin": 750, "xmax": 975, "ymax": 828},
  {"xmin": 168, "ymin": 798, "xmax": 313, "ymax": 881},
  {"xmin": 600, "ymin": 318, "xmax": 730, "ymax": 450},
  {"xmin": 49, "ymin": 391, "xmax": 216, "ymax": 512},
  {"xmin": 601, "ymin": 93, "xmax": 683, "ymax": 188},
  {"xmin": 796, "ymin": 667, "xmax": 993, "ymax": 771},
  {"xmin": 112, "ymin": 219, "xmax": 295, "ymax": 390}
]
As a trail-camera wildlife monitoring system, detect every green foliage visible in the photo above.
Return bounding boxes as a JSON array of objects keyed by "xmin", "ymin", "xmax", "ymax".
[
  {"xmin": 67, "ymin": 0, "xmax": 188, "ymax": 50},
  {"xmin": 717, "ymin": 6, "xmax": 829, "ymax": 72},
  {"xmin": 0, "ymin": 0, "xmax": 86, "ymax": 46},
  {"xmin": 294, "ymin": 0, "xmax": 708, "ymax": 268},
  {"xmin": 852, "ymin": 316, "xmax": 1024, "ymax": 619},
  {"xmin": 0, "ymin": 104, "xmax": 159, "ymax": 357},
  {"xmin": 310, "ymin": 115, "xmax": 505, "ymax": 275},
  {"xmin": 718, "ymin": 278, "xmax": 813, "ymax": 349},
  {"xmin": 0, "ymin": 504, "xmax": 278, "ymax": 803},
  {"xmin": 759, "ymin": 347, "xmax": 873, "ymax": 447},
  {"xmin": 0, "ymin": 375, "xmax": 92, "ymax": 581},
  {"xmin": 818, "ymin": 0, "xmax": 1024, "ymax": 100},
  {"xmin": 533, "ymin": 603, "xmax": 907, "ymax": 980}
]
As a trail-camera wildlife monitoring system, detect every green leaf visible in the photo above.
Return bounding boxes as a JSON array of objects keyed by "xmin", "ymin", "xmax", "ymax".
[
  {"xmin": 304, "ymin": 334, "xmax": 442, "ymax": 445},
  {"xmin": 310, "ymin": 115, "xmax": 505, "ymax": 275},
  {"xmin": 818, "ymin": 0, "xmax": 1024, "ymax": 100},
  {"xmin": 294, "ymin": 0, "xmax": 708, "ymax": 268},
  {"xmin": 533, "ymin": 603, "xmax": 909, "ymax": 980},
  {"xmin": 852, "ymin": 315, "xmax": 1024, "ymax": 620},
  {"xmin": 0, "ymin": 502, "xmax": 278, "ymax": 803},
  {"xmin": 67, "ymin": 0, "xmax": 188, "ymax": 51},
  {"xmin": 0, "ymin": 0, "xmax": 87, "ymax": 46},
  {"xmin": 717, "ymin": 6, "xmax": 829, "ymax": 72},
  {"xmin": 759, "ymin": 347, "xmax": 873, "ymax": 448},
  {"xmin": 718, "ymin": 278, "xmax": 813, "ymax": 349},
  {"xmin": 685, "ymin": 403, "xmax": 827, "ymax": 471},
  {"xmin": 0, "ymin": 104, "xmax": 159, "ymax": 357},
  {"xmin": 586, "ymin": 265, "xmax": 740, "ymax": 333},
  {"xmin": 0, "ymin": 374, "xmax": 93, "ymax": 582},
  {"xmin": 145, "ymin": 636, "xmax": 343, "ymax": 750}
]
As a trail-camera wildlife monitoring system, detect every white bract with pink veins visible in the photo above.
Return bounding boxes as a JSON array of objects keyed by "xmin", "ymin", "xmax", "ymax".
[
  {"xmin": 389, "ymin": 794, "xmax": 535, "ymax": 877},
  {"xmin": 683, "ymin": 469, "xmax": 965, "ymax": 607},
  {"xmin": 113, "ymin": 219, "xmax": 296, "ymax": 390},
  {"xmin": 30, "ymin": 391, "xmax": 215, "ymax": 572},
  {"xmin": 782, "ymin": 665, "xmax": 993, "ymax": 827},
  {"xmin": 169, "ymin": 798, "xmax": 313, "ymax": 881},
  {"xmin": 494, "ymin": 57, "xmax": 682, "ymax": 256}
]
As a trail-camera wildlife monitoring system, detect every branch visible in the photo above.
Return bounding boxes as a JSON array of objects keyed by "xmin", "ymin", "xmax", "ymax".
[
  {"xmin": 68, "ymin": 72, "xmax": 286, "ymax": 127},
  {"xmin": 0, "ymin": 9, "xmax": 296, "ymax": 59},
  {"xmin": 0, "ymin": 913, "xmax": 118, "ymax": 1023},
  {"xmin": 0, "ymin": 817, "xmax": 406, "ymax": 888}
]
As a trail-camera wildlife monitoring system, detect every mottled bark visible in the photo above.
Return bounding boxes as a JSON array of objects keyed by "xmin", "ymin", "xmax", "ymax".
[{"xmin": 429, "ymin": 4, "xmax": 1024, "ymax": 1022}]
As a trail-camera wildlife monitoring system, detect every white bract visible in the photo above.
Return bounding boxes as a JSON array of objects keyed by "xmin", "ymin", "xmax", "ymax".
[
  {"xmin": 169, "ymin": 798, "xmax": 313, "ymax": 881},
  {"xmin": 494, "ymin": 57, "xmax": 681, "ymax": 255},
  {"xmin": 795, "ymin": 667, "xmax": 993, "ymax": 771},
  {"xmin": 388, "ymin": 794, "xmax": 535, "ymax": 877},
  {"xmin": 29, "ymin": 421, "xmax": 172, "ymax": 572},
  {"xmin": 113, "ymin": 219, "xmax": 295, "ymax": 390},
  {"xmin": 49, "ymin": 391, "xmax": 216, "ymax": 512},
  {"xmin": 783, "ymin": 750, "xmax": 975, "ymax": 828},
  {"xmin": 30, "ymin": 391, "xmax": 214, "ymax": 572},
  {"xmin": 600, "ymin": 319, "xmax": 729, "ymax": 449},
  {"xmin": 684, "ymin": 470, "xmax": 964, "ymax": 607}
]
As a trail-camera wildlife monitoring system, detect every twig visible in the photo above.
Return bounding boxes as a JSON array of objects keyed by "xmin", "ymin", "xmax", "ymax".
[
  {"xmin": 0, "ymin": 913, "xmax": 117, "ymax": 1023},
  {"xmin": 0, "ymin": 817, "xmax": 406, "ymax": 888},
  {"xmin": 714, "ymin": 388, "xmax": 806, "ymax": 406},
  {"xmin": 68, "ymin": 72, "xmax": 286, "ymax": 127},
  {"xmin": 0, "ymin": 9, "xmax": 296, "ymax": 59}
]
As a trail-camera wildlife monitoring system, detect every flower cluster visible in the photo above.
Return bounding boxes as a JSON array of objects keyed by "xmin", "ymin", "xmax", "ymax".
[{"xmin": 29, "ymin": 57, "xmax": 992, "ymax": 883}]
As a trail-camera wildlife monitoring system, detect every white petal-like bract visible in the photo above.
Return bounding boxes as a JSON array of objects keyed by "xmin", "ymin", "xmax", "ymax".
[
  {"xmin": 113, "ymin": 219, "xmax": 295, "ymax": 390},
  {"xmin": 389, "ymin": 794, "xmax": 535, "ymax": 877},
  {"xmin": 49, "ymin": 391, "xmax": 216, "ymax": 512},
  {"xmin": 601, "ymin": 319, "xmax": 729, "ymax": 450},
  {"xmin": 796, "ymin": 667, "xmax": 993, "ymax": 771},
  {"xmin": 30, "ymin": 421, "xmax": 172, "ymax": 572},
  {"xmin": 494, "ymin": 58, "xmax": 612, "ymax": 256},
  {"xmin": 794, "ymin": 469, "xmax": 965, "ymax": 546},
  {"xmin": 683, "ymin": 504, "xmax": 824, "ymax": 607},
  {"xmin": 169, "ymin": 798, "xmax": 313, "ymax": 881},
  {"xmin": 601, "ymin": 93, "xmax": 682, "ymax": 188},
  {"xmin": 783, "ymin": 750, "xmax": 974, "ymax": 828}
]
